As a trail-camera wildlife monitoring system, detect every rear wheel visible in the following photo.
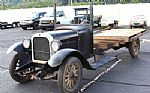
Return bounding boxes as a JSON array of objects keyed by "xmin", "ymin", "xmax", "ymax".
[
  {"xmin": 57, "ymin": 57, "xmax": 82, "ymax": 93},
  {"xmin": 128, "ymin": 38, "xmax": 140, "ymax": 58},
  {"xmin": 12, "ymin": 23, "xmax": 16, "ymax": 28},
  {"xmin": 17, "ymin": 23, "xmax": 20, "ymax": 27},
  {"xmin": 9, "ymin": 54, "xmax": 31, "ymax": 83}
]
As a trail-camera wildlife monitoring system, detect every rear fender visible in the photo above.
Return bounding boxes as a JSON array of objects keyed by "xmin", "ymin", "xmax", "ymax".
[
  {"xmin": 48, "ymin": 49, "xmax": 92, "ymax": 69},
  {"xmin": 6, "ymin": 42, "xmax": 31, "ymax": 66}
]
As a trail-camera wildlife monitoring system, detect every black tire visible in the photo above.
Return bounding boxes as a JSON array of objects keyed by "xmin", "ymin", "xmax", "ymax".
[
  {"xmin": 17, "ymin": 23, "xmax": 20, "ymax": 27},
  {"xmin": 9, "ymin": 54, "xmax": 31, "ymax": 83},
  {"xmin": 57, "ymin": 57, "xmax": 82, "ymax": 93},
  {"xmin": 22, "ymin": 27, "xmax": 27, "ymax": 30},
  {"xmin": 142, "ymin": 24, "xmax": 147, "ymax": 29},
  {"xmin": 33, "ymin": 22, "xmax": 39, "ymax": 30},
  {"xmin": 128, "ymin": 38, "xmax": 140, "ymax": 58},
  {"xmin": 113, "ymin": 23, "xmax": 118, "ymax": 29},
  {"xmin": 4, "ymin": 26, "xmax": 7, "ymax": 29},
  {"xmin": 12, "ymin": 23, "xmax": 16, "ymax": 28},
  {"xmin": 130, "ymin": 26, "xmax": 134, "ymax": 29}
]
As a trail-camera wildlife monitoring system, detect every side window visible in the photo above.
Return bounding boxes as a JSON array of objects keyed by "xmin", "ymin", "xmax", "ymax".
[
  {"xmin": 39, "ymin": 13, "xmax": 45, "ymax": 18},
  {"xmin": 59, "ymin": 11, "xmax": 65, "ymax": 17}
]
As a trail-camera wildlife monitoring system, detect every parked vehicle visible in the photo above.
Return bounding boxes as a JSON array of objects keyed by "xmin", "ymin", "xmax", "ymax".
[
  {"xmin": 20, "ymin": 12, "xmax": 46, "ymax": 30},
  {"xmin": 39, "ymin": 10, "xmax": 71, "ymax": 30},
  {"xmin": 0, "ymin": 20, "xmax": 20, "ymax": 29},
  {"xmin": 130, "ymin": 15, "xmax": 147, "ymax": 29},
  {"xmin": 7, "ymin": 2, "xmax": 147, "ymax": 93},
  {"xmin": 100, "ymin": 17, "xmax": 118, "ymax": 29},
  {"xmin": 72, "ymin": 8, "xmax": 101, "ymax": 27},
  {"xmin": 0, "ymin": 11, "xmax": 20, "ymax": 29}
]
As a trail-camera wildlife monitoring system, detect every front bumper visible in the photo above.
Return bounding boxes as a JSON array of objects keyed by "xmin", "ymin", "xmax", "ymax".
[
  {"xmin": 131, "ymin": 23, "xmax": 143, "ymax": 27},
  {"xmin": 39, "ymin": 24, "xmax": 54, "ymax": 29},
  {"xmin": 20, "ymin": 23, "xmax": 34, "ymax": 27}
]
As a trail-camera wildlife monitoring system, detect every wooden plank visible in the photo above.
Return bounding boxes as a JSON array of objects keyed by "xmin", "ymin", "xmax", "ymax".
[
  {"xmin": 93, "ymin": 29, "xmax": 147, "ymax": 49},
  {"xmin": 94, "ymin": 29, "xmax": 146, "ymax": 42},
  {"xmin": 94, "ymin": 39, "xmax": 125, "ymax": 43}
]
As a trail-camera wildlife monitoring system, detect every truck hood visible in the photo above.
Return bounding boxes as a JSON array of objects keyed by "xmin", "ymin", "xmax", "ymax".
[
  {"xmin": 40, "ymin": 17, "xmax": 54, "ymax": 21},
  {"xmin": 32, "ymin": 25, "xmax": 89, "ymax": 41},
  {"xmin": 46, "ymin": 30, "xmax": 77, "ymax": 40}
]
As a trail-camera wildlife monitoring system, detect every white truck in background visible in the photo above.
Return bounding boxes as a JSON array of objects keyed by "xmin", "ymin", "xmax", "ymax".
[{"xmin": 39, "ymin": 8, "xmax": 74, "ymax": 30}]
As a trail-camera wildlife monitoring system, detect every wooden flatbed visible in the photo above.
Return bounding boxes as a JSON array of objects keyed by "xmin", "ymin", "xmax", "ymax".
[{"xmin": 93, "ymin": 29, "xmax": 147, "ymax": 49}]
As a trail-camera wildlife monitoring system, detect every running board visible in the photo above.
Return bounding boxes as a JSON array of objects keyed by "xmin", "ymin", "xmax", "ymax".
[{"xmin": 90, "ymin": 56, "xmax": 119, "ymax": 70}]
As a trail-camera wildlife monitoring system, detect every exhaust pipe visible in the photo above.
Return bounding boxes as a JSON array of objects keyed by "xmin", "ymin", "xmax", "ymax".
[
  {"xmin": 54, "ymin": 3, "xmax": 56, "ymax": 30},
  {"xmin": 89, "ymin": 1, "xmax": 93, "ymax": 54}
]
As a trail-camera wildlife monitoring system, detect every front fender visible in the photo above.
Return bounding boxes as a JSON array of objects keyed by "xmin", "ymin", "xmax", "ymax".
[
  {"xmin": 48, "ymin": 48, "xmax": 92, "ymax": 69},
  {"xmin": 6, "ymin": 42, "xmax": 31, "ymax": 66},
  {"xmin": 6, "ymin": 42, "xmax": 22, "ymax": 54}
]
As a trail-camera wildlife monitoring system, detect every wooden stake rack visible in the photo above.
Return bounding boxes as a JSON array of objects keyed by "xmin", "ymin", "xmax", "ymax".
[{"xmin": 93, "ymin": 29, "xmax": 147, "ymax": 49}]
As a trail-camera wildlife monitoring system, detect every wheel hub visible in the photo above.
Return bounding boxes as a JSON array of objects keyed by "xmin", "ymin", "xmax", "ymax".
[
  {"xmin": 133, "ymin": 41, "xmax": 138, "ymax": 53},
  {"xmin": 65, "ymin": 63, "xmax": 79, "ymax": 88}
]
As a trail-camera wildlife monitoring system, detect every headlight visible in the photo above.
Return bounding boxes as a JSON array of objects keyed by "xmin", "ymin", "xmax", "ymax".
[
  {"xmin": 22, "ymin": 39, "xmax": 30, "ymax": 48},
  {"xmin": 50, "ymin": 20, "xmax": 54, "ymax": 23},
  {"xmin": 51, "ymin": 41, "xmax": 61, "ymax": 52},
  {"xmin": 130, "ymin": 21, "xmax": 134, "ymax": 24}
]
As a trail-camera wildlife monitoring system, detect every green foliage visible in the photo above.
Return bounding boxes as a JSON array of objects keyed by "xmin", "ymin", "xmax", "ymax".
[
  {"xmin": 120, "ymin": 0, "xmax": 126, "ymax": 4},
  {"xmin": 71, "ymin": 2, "xmax": 89, "ymax": 6},
  {"xmin": 0, "ymin": 0, "xmax": 143, "ymax": 10},
  {"xmin": 131, "ymin": 0, "xmax": 139, "ymax": 3}
]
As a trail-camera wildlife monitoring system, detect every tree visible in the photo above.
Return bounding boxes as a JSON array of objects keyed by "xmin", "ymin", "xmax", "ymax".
[
  {"xmin": 131, "ymin": 0, "xmax": 139, "ymax": 3},
  {"xmin": 120, "ymin": 0, "xmax": 126, "ymax": 4}
]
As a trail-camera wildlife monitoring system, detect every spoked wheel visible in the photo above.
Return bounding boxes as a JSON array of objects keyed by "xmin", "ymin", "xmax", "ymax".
[
  {"xmin": 128, "ymin": 38, "xmax": 140, "ymax": 58},
  {"xmin": 9, "ymin": 54, "xmax": 31, "ymax": 83},
  {"xmin": 58, "ymin": 57, "xmax": 82, "ymax": 93}
]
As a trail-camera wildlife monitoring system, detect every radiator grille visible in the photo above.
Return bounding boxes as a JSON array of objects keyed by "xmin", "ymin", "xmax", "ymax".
[{"xmin": 33, "ymin": 37, "xmax": 50, "ymax": 61}]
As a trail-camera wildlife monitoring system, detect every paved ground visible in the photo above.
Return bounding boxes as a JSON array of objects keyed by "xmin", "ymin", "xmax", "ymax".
[{"xmin": 0, "ymin": 26, "xmax": 150, "ymax": 93}]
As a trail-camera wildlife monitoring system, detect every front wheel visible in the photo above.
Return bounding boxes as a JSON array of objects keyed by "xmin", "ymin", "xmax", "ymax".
[
  {"xmin": 33, "ymin": 22, "xmax": 39, "ymax": 30},
  {"xmin": 113, "ymin": 23, "xmax": 118, "ymax": 29},
  {"xmin": 57, "ymin": 57, "xmax": 82, "ymax": 93},
  {"xmin": 128, "ymin": 38, "xmax": 140, "ymax": 58},
  {"xmin": 9, "ymin": 54, "xmax": 31, "ymax": 83}
]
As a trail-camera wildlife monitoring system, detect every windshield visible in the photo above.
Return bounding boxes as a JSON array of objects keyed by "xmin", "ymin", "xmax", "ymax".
[
  {"xmin": 101, "ymin": 17, "xmax": 112, "ymax": 21},
  {"xmin": 44, "ymin": 11, "xmax": 64, "ymax": 17},
  {"xmin": 132, "ymin": 15, "xmax": 145, "ymax": 20},
  {"xmin": 25, "ymin": 13, "xmax": 39, "ymax": 19}
]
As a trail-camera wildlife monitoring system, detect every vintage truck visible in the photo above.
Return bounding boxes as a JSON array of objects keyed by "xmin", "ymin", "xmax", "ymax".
[{"xmin": 7, "ymin": 2, "xmax": 147, "ymax": 93}]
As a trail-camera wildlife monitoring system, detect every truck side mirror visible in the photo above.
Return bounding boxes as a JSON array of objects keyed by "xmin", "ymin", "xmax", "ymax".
[{"xmin": 59, "ymin": 14, "xmax": 64, "ymax": 17}]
